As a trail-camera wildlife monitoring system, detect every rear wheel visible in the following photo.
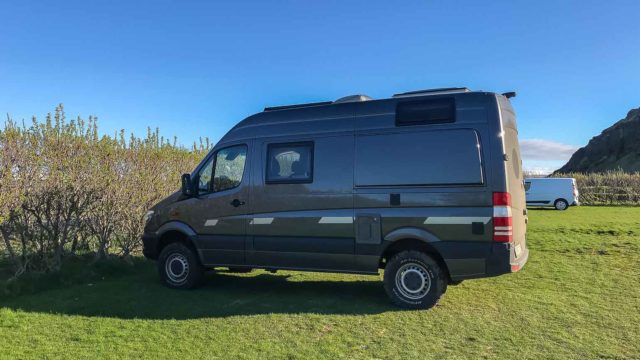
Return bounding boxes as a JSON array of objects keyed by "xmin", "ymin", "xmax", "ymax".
[
  {"xmin": 554, "ymin": 199, "xmax": 569, "ymax": 211},
  {"xmin": 158, "ymin": 242, "xmax": 203, "ymax": 289},
  {"xmin": 383, "ymin": 251, "xmax": 446, "ymax": 309}
]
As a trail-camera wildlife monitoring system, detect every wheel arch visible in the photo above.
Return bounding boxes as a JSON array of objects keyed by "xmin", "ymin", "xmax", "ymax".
[
  {"xmin": 380, "ymin": 227, "xmax": 451, "ymax": 281},
  {"xmin": 156, "ymin": 221, "xmax": 201, "ymax": 261}
]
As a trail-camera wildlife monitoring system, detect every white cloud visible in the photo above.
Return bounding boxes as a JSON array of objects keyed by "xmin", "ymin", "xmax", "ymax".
[
  {"xmin": 520, "ymin": 139, "xmax": 580, "ymax": 161},
  {"xmin": 522, "ymin": 165, "xmax": 557, "ymax": 176}
]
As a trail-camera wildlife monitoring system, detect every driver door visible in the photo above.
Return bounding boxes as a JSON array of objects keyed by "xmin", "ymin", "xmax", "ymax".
[{"xmin": 183, "ymin": 142, "xmax": 251, "ymax": 266}]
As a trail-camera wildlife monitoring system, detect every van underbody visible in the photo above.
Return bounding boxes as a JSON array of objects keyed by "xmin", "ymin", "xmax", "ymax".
[{"xmin": 143, "ymin": 230, "xmax": 528, "ymax": 281}]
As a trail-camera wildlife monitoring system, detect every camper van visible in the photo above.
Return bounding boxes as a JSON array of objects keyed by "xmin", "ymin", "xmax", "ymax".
[
  {"xmin": 525, "ymin": 177, "xmax": 579, "ymax": 210},
  {"xmin": 142, "ymin": 87, "xmax": 528, "ymax": 309}
]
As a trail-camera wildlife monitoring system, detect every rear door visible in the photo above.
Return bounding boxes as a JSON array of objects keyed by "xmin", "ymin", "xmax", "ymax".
[{"xmin": 498, "ymin": 96, "xmax": 527, "ymax": 258}]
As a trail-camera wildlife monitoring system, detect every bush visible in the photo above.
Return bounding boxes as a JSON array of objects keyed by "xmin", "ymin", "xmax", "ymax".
[{"xmin": 0, "ymin": 105, "xmax": 208, "ymax": 277}]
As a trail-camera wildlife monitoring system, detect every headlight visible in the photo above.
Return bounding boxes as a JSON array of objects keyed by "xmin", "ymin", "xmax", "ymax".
[{"xmin": 143, "ymin": 210, "xmax": 155, "ymax": 225}]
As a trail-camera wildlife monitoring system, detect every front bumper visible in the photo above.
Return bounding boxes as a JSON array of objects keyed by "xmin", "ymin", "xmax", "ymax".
[{"xmin": 142, "ymin": 233, "xmax": 159, "ymax": 260}]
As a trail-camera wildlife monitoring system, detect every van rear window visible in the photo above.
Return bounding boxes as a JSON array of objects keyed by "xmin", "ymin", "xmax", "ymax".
[
  {"xmin": 396, "ymin": 98, "xmax": 455, "ymax": 126},
  {"xmin": 355, "ymin": 129, "xmax": 483, "ymax": 187}
]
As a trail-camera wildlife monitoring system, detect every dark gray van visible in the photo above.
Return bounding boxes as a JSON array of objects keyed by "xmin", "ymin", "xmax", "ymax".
[{"xmin": 142, "ymin": 87, "xmax": 528, "ymax": 309}]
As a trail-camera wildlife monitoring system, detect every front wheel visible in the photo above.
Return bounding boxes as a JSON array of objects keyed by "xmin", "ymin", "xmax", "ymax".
[
  {"xmin": 383, "ymin": 251, "xmax": 446, "ymax": 309},
  {"xmin": 158, "ymin": 242, "xmax": 204, "ymax": 289},
  {"xmin": 554, "ymin": 199, "xmax": 569, "ymax": 211}
]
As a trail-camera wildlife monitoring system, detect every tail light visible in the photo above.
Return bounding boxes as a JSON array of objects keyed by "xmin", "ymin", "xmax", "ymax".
[
  {"xmin": 572, "ymin": 181, "xmax": 578, "ymax": 197},
  {"xmin": 493, "ymin": 192, "xmax": 512, "ymax": 243}
]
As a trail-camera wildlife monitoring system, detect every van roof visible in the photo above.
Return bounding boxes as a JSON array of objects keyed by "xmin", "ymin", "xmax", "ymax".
[
  {"xmin": 263, "ymin": 87, "xmax": 473, "ymax": 112},
  {"xmin": 220, "ymin": 88, "xmax": 507, "ymax": 143}
]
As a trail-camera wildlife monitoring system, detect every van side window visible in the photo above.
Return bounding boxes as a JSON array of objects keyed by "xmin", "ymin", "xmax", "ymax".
[
  {"xmin": 524, "ymin": 182, "xmax": 531, "ymax": 191},
  {"xmin": 266, "ymin": 142, "xmax": 313, "ymax": 184},
  {"xmin": 212, "ymin": 145, "xmax": 247, "ymax": 192},
  {"xmin": 396, "ymin": 98, "xmax": 455, "ymax": 126},
  {"xmin": 355, "ymin": 129, "xmax": 483, "ymax": 186}
]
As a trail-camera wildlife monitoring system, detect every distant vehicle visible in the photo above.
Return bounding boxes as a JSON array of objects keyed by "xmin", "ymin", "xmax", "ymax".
[
  {"xmin": 141, "ymin": 87, "xmax": 529, "ymax": 309},
  {"xmin": 525, "ymin": 178, "xmax": 579, "ymax": 210}
]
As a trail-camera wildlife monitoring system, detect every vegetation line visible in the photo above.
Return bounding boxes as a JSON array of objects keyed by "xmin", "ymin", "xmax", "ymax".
[{"xmin": 1, "ymin": 105, "xmax": 639, "ymax": 278}]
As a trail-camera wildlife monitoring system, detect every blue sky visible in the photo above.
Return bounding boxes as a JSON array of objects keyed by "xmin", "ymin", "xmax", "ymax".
[{"xmin": 1, "ymin": 1, "xmax": 639, "ymax": 172}]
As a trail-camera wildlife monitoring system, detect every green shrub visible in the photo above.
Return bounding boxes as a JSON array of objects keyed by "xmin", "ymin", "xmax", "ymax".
[{"xmin": 0, "ymin": 105, "xmax": 208, "ymax": 277}]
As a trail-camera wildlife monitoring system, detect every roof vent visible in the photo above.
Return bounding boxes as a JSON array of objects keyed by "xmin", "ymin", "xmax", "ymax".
[
  {"xmin": 393, "ymin": 87, "xmax": 471, "ymax": 98},
  {"xmin": 334, "ymin": 94, "xmax": 372, "ymax": 103}
]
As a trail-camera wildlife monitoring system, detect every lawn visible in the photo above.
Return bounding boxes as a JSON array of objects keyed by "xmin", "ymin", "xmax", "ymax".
[{"xmin": 1, "ymin": 207, "xmax": 639, "ymax": 359}]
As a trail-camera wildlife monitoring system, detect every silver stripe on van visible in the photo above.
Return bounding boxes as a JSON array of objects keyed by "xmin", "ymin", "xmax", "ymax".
[
  {"xmin": 251, "ymin": 217, "xmax": 274, "ymax": 225},
  {"xmin": 318, "ymin": 216, "xmax": 353, "ymax": 224},
  {"xmin": 204, "ymin": 219, "xmax": 218, "ymax": 227},
  {"xmin": 424, "ymin": 217, "xmax": 491, "ymax": 225}
]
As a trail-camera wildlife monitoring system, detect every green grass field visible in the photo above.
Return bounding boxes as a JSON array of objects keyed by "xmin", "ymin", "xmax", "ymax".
[{"xmin": 1, "ymin": 207, "xmax": 639, "ymax": 359}]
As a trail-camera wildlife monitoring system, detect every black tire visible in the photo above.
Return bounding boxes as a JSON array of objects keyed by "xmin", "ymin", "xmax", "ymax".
[
  {"xmin": 384, "ymin": 251, "xmax": 447, "ymax": 310},
  {"xmin": 554, "ymin": 199, "xmax": 569, "ymax": 211},
  {"xmin": 158, "ymin": 242, "xmax": 203, "ymax": 289},
  {"xmin": 227, "ymin": 267, "xmax": 253, "ymax": 273}
]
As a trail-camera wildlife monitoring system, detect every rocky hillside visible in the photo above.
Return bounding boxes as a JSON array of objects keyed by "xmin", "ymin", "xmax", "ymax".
[{"xmin": 557, "ymin": 107, "xmax": 640, "ymax": 173}]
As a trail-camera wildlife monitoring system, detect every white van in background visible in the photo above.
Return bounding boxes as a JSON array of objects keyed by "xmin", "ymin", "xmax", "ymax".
[{"xmin": 524, "ymin": 178, "xmax": 579, "ymax": 210}]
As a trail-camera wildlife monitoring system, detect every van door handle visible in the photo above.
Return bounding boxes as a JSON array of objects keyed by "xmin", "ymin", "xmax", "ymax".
[{"xmin": 230, "ymin": 199, "xmax": 245, "ymax": 207}]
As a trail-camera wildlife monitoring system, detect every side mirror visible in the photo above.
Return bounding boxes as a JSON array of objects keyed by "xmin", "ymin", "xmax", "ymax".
[{"xmin": 181, "ymin": 173, "xmax": 195, "ymax": 197}]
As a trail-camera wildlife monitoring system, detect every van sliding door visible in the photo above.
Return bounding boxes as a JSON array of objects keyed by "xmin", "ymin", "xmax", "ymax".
[{"xmin": 247, "ymin": 135, "xmax": 356, "ymax": 271}]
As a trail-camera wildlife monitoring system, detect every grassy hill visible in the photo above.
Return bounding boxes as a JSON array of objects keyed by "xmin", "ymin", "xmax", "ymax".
[{"xmin": 1, "ymin": 207, "xmax": 639, "ymax": 359}]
